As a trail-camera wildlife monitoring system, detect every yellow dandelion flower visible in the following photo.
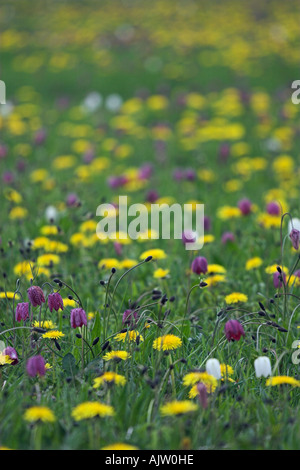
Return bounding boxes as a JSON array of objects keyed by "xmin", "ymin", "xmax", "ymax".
[
  {"xmin": 153, "ymin": 268, "xmax": 169, "ymax": 279},
  {"xmin": 266, "ymin": 376, "xmax": 300, "ymax": 387},
  {"xmin": 0, "ymin": 292, "xmax": 20, "ymax": 300},
  {"xmin": 205, "ymin": 275, "xmax": 226, "ymax": 287},
  {"xmin": 207, "ymin": 264, "xmax": 226, "ymax": 274},
  {"xmin": 217, "ymin": 206, "xmax": 241, "ymax": 220},
  {"xmin": 114, "ymin": 330, "xmax": 144, "ymax": 343},
  {"xmin": 79, "ymin": 220, "xmax": 97, "ymax": 233},
  {"xmin": 93, "ymin": 372, "xmax": 126, "ymax": 388},
  {"xmin": 198, "ymin": 234, "xmax": 215, "ymax": 244},
  {"xmin": 24, "ymin": 406, "xmax": 56, "ymax": 423},
  {"xmin": 98, "ymin": 258, "xmax": 120, "ymax": 270},
  {"xmin": 42, "ymin": 330, "xmax": 65, "ymax": 340},
  {"xmin": 33, "ymin": 320, "xmax": 57, "ymax": 330},
  {"xmin": 257, "ymin": 213, "xmax": 281, "ymax": 229},
  {"xmin": 45, "ymin": 363, "xmax": 52, "ymax": 370},
  {"xmin": 119, "ymin": 259, "xmax": 138, "ymax": 269},
  {"xmin": 0, "ymin": 354, "xmax": 13, "ymax": 366},
  {"xmin": 71, "ymin": 402, "xmax": 115, "ymax": 421},
  {"xmin": 62, "ymin": 298, "xmax": 77, "ymax": 307},
  {"xmin": 183, "ymin": 372, "xmax": 217, "ymax": 393},
  {"xmin": 220, "ymin": 364, "xmax": 234, "ymax": 377},
  {"xmin": 160, "ymin": 400, "xmax": 197, "ymax": 416},
  {"xmin": 245, "ymin": 257, "xmax": 263, "ymax": 271},
  {"xmin": 153, "ymin": 334, "xmax": 182, "ymax": 351},
  {"xmin": 53, "ymin": 155, "xmax": 76, "ymax": 170},
  {"xmin": 265, "ymin": 265, "xmax": 289, "ymax": 275},
  {"xmin": 4, "ymin": 188, "xmax": 22, "ymax": 204},
  {"xmin": 37, "ymin": 253, "xmax": 60, "ymax": 267},
  {"xmin": 88, "ymin": 312, "xmax": 95, "ymax": 321},
  {"xmin": 140, "ymin": 249, "xmax": 166, "ymax": 261},
  {"xmin": 9, "ymin": 207, "xmax": 28, "ymax": 220},
  {"xmin": 225, "ymin": 292, "xmax": 248, "ymax": 304},
  {"xmin": 30, "ymin": 169, "xmax": 49, "ymax": 183},
  {"xmin": 103, "ymin": 350, "xmax": 131, "ymax": 362},
  {"xmin": 101, "ymin": 443, "xmax": 138, "ymax": 450},
  {"xmin": 40, "ymin": 225, "xmax": 58, "ymax": 236}
]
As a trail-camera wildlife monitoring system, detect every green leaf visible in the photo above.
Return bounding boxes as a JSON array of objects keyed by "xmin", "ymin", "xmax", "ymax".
[{"xmin": 62, "ymin": 353, "xmax": 78, "ymax": 377}]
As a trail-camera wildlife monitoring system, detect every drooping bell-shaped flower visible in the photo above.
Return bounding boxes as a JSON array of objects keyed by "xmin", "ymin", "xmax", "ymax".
[
  {"xmin": 254, "ymin": 356, "xmax": 272, "ymax": 378},
  {"xmin": 224, "ymin": 319, "xmax": 245, "ymax": 341},
  {"xmin": 70, "ymin": 308, "xmax": 87, "ymax": 329},
  {"xmin": 15, "ymin": 302, "xmax": 29, "ymax": 322},
  {"xmin": 206, "ymin": 358, "xmax": 221, "ymax": 379},
  {"xmin": 191, "ymin": 256, "xmax": 208, "ymax": 275},
  {"xmin": 26, "ymin": 355, "xmax": 46, "ymax": 377},
  {"xmin": 3, "ymin": 346, "xmax": 18, "ymax": 365},
  {"xmin": 27, "ymin": 286, "xmax": 45, "ymax": 307},
  {"xmin": 289, "ymin": 228, "xmax": 300, "ymax": 251},
  {"xmin": 48, "ymin": 292, "xmax": 64, "ymax": 313},
  {"xmin": 238, "ymin": 198, "xmax": 252, "ymax": 216}
]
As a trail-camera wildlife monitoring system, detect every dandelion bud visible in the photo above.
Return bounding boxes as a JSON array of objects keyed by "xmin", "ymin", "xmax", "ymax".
[
  {"xmin": 206, "ymin": 358, "xmax": 221, "ymax": 379},
  {"xmin": 70, "ymin": 308, "xmax": 87, "ymax": 329},
  {"xmin": 15, "ymin": 302, "xmax": 29, "ymax": 322},
  {"xmin": 191, "ymin": 256, "xmax": 208, "ymax": 275},
  {"xmin": 27, "ymin": 286, "xmax": 45, "ymax": 307},
  {"xmin": 224, "ymin": 319, "xmax": 245, "ymax": 342},
  {"xmin": 48, "ymin": 292, "xmax": 64, "ymax": 313},
  {"xmin": 254, "ymin": 356, "xmax": 271, "ymax": 378},
  {"xmin": 101, "ymin": 341, "xmax": 110, "ymax": 351},
  {"xmin": 26, "ymin": 355, "xmax": 46, "ymax": 377},
  {"xmin": 199, "ymin": 281, "xmax": 208, "ymax": 288},
  {"xmin": 258, "ymin": 301, "xmax": 266, "ymax": 311}
]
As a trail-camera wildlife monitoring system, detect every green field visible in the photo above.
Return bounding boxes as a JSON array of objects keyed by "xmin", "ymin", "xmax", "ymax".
[{"xmin": 0, "ymin": 0, "xmax": 300, "ymax": 450}]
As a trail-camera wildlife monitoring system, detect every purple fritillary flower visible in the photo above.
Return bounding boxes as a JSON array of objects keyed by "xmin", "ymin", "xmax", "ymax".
[
  {"xmin": 15, "ymin": 302, "xmax": 29, "ymax": 322},
  {"xmin": 266, "ymin": 201, "xmax": 281, "ymax": 216},
  {"xmin": 289, "ymin": 229, "xmax": 300, "ymax": 251},
  {"xmin": 182, "ymin": 230, "xmax": 197, "ymax": 245},
  {"xmin": 191, "ymin": 256, "xmax": 208, "ymax": 275},
  {"xmin": 70, "ymin": 308, "xmax": 87, "ymax": 328},
  {"xmin": 238, "ymin": 198, "xmax": 252, "ymax": 216},
  {"xmin": 122, "ymin": 309, "xmax": 138, "ymax": 325},
  {"xmin": 48, "ymin": 292, "xmax": 64, "ymax": 313},
  {"xmin": 224, "ymin": 319, "xmax": 245, "ymax": 342},
  {"xmin": 221, "ymin": 231, "xmax": 235, "ymax": 244},
  {"xmin": 273, "ymin": 271, "xmax": 286, "ymax": 288},
  {"xmin": 27, "ymin": 286, "xmax": 45, "ymax": 307},
  {"xmin": 3, "ymin": 346, "xmax": 18, "ymax": 365},
  {"xmin": 26, "ymin": 355, "xmax": 46, "ymax": 377}
]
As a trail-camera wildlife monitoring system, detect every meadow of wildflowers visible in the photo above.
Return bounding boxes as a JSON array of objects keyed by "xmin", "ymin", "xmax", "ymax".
[{"xmin": 0, "ymin": 0, "xmax": 300, "ymax": 451}]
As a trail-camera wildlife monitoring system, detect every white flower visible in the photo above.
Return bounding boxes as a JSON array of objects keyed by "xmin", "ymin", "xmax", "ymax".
[
  {"xmin": 288, "ymin": 218, "xmax": 300, "ymax": 235},
  {"xmin": 206, "ymin": 358, "xmax": 221, "ymax": 379},
  {"xmin": 0, "ymin": 100, "xmax": 14, "ymax": 117},
  {"xmin": 45, "ymin": 205, "xmax": 58, "ymax": 223},
  {"xmin": 105, "ymin": 94, "xmax": 123, "ymax": 112},
  {"xmin": 254, "ymin": 356, "xmax": 272, "ymax": 378},
  {"xmin": 82, "ymin": 92, "xmax": 102, "ymax": 112}
]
